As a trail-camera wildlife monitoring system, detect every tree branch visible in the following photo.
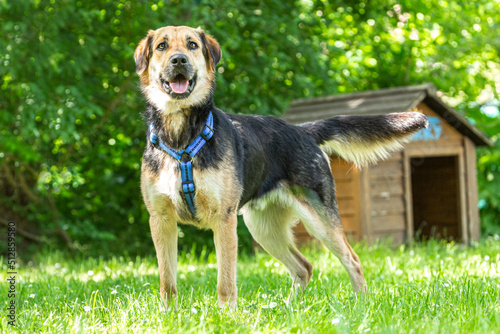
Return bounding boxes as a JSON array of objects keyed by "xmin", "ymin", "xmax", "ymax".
[{"xmin": 0, "ymin": 217, "xmax": 42, "ymax": 243}]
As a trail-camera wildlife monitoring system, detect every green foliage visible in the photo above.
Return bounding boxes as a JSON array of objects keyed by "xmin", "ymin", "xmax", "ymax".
[
  {"xmin": 1, "ymin": 239, "xmax": 499, "ymax": 332},
  {"xmin": 0, "ymin": 0, "xmax": 499, "ymax": 256}
]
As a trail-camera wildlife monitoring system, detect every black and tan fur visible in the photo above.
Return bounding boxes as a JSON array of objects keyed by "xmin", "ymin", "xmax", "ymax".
[{"xmin": 134, "ymin": 26, "xmax": 428, "ymax": 308}]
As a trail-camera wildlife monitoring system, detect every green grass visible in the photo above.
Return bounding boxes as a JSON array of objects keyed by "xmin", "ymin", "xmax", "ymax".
[{"xmin": 1, "ymin": 237, "xmax": 500, "ymax": 333}]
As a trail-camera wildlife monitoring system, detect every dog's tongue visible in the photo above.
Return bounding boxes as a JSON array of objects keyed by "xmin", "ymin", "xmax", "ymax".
[{"xmin": 170, "ymin": 80, "xmax": 189, "ymax": 94}]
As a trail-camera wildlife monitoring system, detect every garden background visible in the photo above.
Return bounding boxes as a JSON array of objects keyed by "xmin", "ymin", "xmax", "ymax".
[{"xmin": 1, "ymin": 0, "xmax": 499, "ymax": 257}]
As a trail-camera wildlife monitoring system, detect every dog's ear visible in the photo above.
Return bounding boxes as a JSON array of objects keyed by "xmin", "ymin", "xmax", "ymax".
[
  {"xmin": 134, "ymin": 31, "xmax": 154, "ymax": 75},
  {"xmin": 198, "ymin": 30, "xmax": 222, "ymax": 72}
]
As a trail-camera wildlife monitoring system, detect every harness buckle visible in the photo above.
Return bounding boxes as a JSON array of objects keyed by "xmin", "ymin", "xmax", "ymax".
[
  {"xmin": 180, "ymin": 152, "xmax": 192, "ymax": 163},
  {"xmin": 182, "ymin": 180, "xmax": 195, "ymax": 195},
  {"xmin": 200, "ymin": 125, "xmax": 214, "ymax": 141}
]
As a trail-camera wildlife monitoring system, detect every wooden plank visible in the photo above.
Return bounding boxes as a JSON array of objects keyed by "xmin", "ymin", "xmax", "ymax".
[
  {"xmin": 330, "ymin": 158, "xmax": 359, "ymax": 174},
  {"xmin": 289, "ymin": 85, "xmax": 427, "ymax": 108},
  {"xmin": 336, "ymin": 194, "xmax": 355, "ymax": 201},
  {"xmin": 405, "ymin": 144, "xmax": 462, "ymax": 157},
  {"xmin": 457, "ymin": 150, "xmax": 469, "ymax": 244},
  {"xmin": 335, "ymin": 181, "xmax": 356, "ymax": 199},
  {"xmin": 360, "ymin": 168, "xmax": 372, "ymax": 240},
  {"xmin": 403, "ymin": 150, "xmax": 414, "ymax": 242},
  {"xmin": 406, "ymin": 139, "xmax": 464, "ymax": 160},
  {"xmin": 337, "ymin": 198, "xmax": 357, "ymax": 216},
  {"xmin": 331, "ymin": 168, "xmax": 358, "ymax": 179},
  {"xmin": 334, "ymin": 176, "xmax": 355, "ymax": 184},
  {"xmin": 370, "ymin": 180, "xmax": 404, "ymax": 198},
  {"xmin": 288, "ymin": 90, "xmax": 423, "ymax": 113},
  {"xmin": 370, "ymin": 196, "xmax": 405, "ymax": 215},
  {"xmin": 370, "ymin": 161, "xmax": 403, "ymax": 178},
  {"xmin": 381, "ymin": 151, "xmax": 402, "ymax": 162},
  {"xmin": 351, "ymin": 161, "xmax": 362, "ymax": 239},
  {"xmin": 284, "ymin": 95, "xmax": 422, "ymax": 122},
  {"xmin": 464, "ymin": 137, "xmax": 480, "ymax": 242},
  {"xmin": 371, "ymin": 214, "xmax": 406, "ymax": 232},
  {"xmin": 331, "ymin": 163, "xmax": 357, "ymax": 182},
  {"xmin": 408, "ymin": 137, "xmax": 463, "ymax": 148},
  {"xmin": 331, "ymin": 157, "xmax": 362, "ymax": 240},
  {"xmin": 341, "ymin": 215, "xmax": 358, "ymax": 233}
]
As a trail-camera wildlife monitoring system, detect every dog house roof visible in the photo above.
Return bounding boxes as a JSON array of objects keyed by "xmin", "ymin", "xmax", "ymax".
[{"xmin": 284, "ymin": 83, "xmax": 492, "ymax": 146}]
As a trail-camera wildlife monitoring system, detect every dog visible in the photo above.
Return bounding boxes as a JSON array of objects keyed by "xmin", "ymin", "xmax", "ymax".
[{"xmin": 134, "ymin": 26, "xmax": 428, "ymax": 308}]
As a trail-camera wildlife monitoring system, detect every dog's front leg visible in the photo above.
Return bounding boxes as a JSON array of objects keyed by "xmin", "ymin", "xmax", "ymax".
[
  {"xmin": 213, "ymin": 212, "xmax": 238, "ymax": 308},
  {"xmin": 149, "ymin": 214, "xmax": 178, "ymax": 307}
]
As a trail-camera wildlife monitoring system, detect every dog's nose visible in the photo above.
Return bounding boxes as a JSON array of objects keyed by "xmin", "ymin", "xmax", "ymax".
[{"xmin": 170, "ymin": 54, "xmax": 188, "ymax": 66}]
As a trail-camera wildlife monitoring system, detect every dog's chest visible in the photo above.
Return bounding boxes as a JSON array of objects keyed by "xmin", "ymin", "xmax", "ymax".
[
  {"xmin": 154, "ymin": 160, "xmax": 183, "ymax": 201},
  {"xmin": 144, "ymin": 156, "xmax": 240, "ymax": 226}
]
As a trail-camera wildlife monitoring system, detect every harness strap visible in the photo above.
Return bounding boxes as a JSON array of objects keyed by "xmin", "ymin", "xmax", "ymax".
[
  {"xmin": 149, "ymin": 112, "xmax": 214, "ymax": 219},
  {"xmin": 180, "ymin": 160, "xmax": 196, "ymax": 215}
]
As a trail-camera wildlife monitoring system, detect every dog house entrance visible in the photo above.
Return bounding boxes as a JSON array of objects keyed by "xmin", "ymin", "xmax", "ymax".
[{"xmin": 410, "ymin": 156, "xmax": 462, "ymax": 240}]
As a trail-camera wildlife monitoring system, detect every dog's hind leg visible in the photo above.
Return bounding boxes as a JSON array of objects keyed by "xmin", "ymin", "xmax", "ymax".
[
  {"xmin": 149, "ymin": 215, "xmax": 178, "ymax": 306},
  {"xmin": 298, "ymin": 201, "xmax": 367, "ymax": 293},
  {"xmin": 241, "ymin": 200, "xmax": 313, "ymax": 300}
]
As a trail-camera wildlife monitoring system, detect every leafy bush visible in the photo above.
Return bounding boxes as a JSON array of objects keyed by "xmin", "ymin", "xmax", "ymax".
[{"xmin": 1, "ymin": 0, "xmax": 498, "ymax": 257}]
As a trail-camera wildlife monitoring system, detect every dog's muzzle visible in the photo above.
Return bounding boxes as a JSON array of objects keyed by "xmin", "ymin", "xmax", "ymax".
[{"xmin": 160, "ymin": 53, "xmax": 197, "ymax": 99}]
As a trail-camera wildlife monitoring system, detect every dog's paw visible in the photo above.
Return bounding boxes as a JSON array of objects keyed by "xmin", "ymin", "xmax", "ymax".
[
  {"xmin": 218, "ymin": 298, "xmax": 237, "ymax": 309},
  {"xmin": 160, "ymin": 296, "xmax": 178, "ymax": 312}
]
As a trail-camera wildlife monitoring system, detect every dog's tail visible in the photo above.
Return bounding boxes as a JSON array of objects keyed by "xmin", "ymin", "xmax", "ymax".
[{"xmin": 300, "ymin": 112, "xmax": 428, "ymax": 166}]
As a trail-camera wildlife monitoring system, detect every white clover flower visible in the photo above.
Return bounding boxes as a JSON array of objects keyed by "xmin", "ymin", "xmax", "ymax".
[{"xmin": 83, "ymin": 306, "xmax": 91, "ymax": 312}]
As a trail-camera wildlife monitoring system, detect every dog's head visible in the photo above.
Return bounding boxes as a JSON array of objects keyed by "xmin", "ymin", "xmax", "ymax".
[{"xmin": 134, "ymin": 26, "xmax": 221, "ymax": 112}]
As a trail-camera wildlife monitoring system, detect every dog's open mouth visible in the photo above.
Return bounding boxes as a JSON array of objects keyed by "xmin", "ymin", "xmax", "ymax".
[{"xmin": 161, "ymin": 74, "xmax": 196, "ymax": 99}]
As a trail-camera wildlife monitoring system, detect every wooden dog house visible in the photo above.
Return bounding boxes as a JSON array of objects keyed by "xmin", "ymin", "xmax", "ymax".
[{"xmin": 283, "ymin": 84, "xmax": 492, "ymax": 244}]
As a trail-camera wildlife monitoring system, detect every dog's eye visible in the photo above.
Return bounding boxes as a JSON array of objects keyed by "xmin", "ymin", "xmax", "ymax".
[
  {"xmin": 157, "ymin": 42, "xmax": 166, "ymax": 51},
  {"xmin": 188, "ymin": 41, "xmax": 198, "ymax": 50}
]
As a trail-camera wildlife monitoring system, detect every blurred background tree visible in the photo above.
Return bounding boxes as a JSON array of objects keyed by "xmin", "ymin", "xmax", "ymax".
[{"xmin": 1, "ymin": 0, "xmax": 498, "ymax": 257}]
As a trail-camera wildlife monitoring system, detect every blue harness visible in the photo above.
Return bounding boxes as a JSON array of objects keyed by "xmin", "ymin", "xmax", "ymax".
[{"xmin": 149, "ymin": 112, "xmax": 214, "ymax": 218}]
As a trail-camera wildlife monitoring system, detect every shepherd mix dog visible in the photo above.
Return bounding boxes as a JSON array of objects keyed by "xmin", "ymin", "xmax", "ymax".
[{"xmin": 134, "ymin": 26, "xmax": 428, "ymax": 308}]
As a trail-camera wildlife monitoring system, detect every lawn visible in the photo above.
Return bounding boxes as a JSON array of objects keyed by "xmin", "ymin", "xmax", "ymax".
[{"xmin": 1, "ymin": 237, "xmax": 499, "ymax": 333}]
